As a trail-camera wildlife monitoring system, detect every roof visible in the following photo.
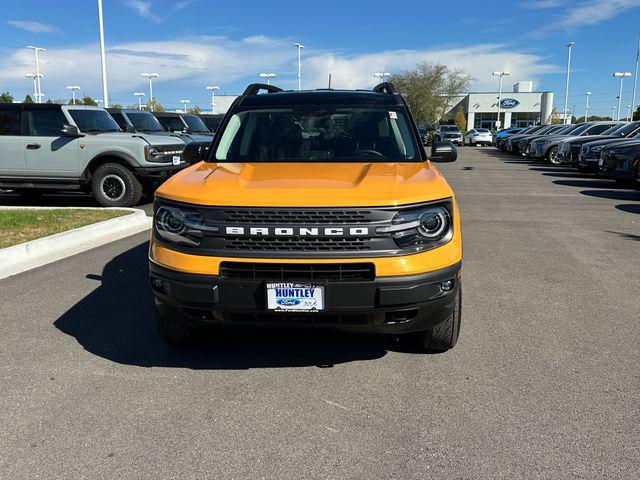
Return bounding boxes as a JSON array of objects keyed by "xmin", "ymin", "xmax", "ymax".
[{"xmin": 238, "ymin": 89, "xmax": 400, "ymax": 108}]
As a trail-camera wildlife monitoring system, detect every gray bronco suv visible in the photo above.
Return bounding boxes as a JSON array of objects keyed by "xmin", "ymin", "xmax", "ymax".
[{"xmin": 0, "ymin": 103, "xmax": 188, "ymax": 207}]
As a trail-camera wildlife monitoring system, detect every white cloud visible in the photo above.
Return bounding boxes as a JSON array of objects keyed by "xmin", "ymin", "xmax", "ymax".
[
  {"xmin": 7, "ymin": 20, "xmax": 58, "ymax": 33},
  {"xmin": 122, "ymin": 0, "xmax": 161, "ymax": 22},
  {"xmin": 0, "ymin": 36, "xmax": 557, "ymax": 104},
  {"xmin": 522, "ymin": 0, "xmax": 566, "ymax": 8},
  {"xmin": 542, "ymin": 0, "xmax": 640, "ymax": 31},
  {"xmin": 174, "ymin": 0, "xmax": 195, "ymax": 10}
]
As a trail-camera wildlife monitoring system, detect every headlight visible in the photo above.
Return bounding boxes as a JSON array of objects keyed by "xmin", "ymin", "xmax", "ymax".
[
  {"xmin": 155, "ymin": 205, "xmax": 211, "ymax": 246},
  {"xmin": 377, "ymin": 202, "xmax": 453, "ymax": 251},
  {"xmin": 591, "ymin": 145, "xmax": 603, "ymax": 154},
  {"xmin": 144, "ymin": 145, "xmax": 159, "ymax": 160}
]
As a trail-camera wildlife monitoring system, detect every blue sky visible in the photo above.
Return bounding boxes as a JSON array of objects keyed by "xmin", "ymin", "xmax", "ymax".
[{"xmin": 1, "ymin": 0, "xmax": 640, "ymax": 115}]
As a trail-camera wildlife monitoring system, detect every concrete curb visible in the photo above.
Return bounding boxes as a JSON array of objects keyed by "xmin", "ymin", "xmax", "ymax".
[{"xmin": 0, "ymin": 207, "xmax": 152, "ymax": 280}]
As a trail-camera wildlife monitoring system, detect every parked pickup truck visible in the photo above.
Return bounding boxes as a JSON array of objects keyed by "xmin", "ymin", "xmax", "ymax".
[
  {"xmin": 0, "ymin": 103, "xmax": 187, "ymax": 207},
  {"xmin": 149, "ymin": 82, "xmax": 463, "ymax": 352}
]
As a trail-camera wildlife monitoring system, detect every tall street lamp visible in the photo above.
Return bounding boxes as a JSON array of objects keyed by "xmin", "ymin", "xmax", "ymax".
[
  {"xmin": 492, "ymin": 71, "xmax": 510, "ymax": 129},
  {"xmin": 584, "ymin": 91, "xmax": 591, "ymax": 121},
  {"xmin": 258, "ymin": 73, "xmax": 276, "ymax": 85},
  {"xmin": 294, "ymin": 43, "xmax": 305, "ymax": 91},
  {"xmin": 66, "ymin": 85, "xmax": 80, "ymax": 105},
  {"xmin": 563, "ymin": 42, "xmax": 574, "ymax": 124},
  {"xmin": 142, "ymin": 72, "xmax": 159, "ymax": 108},
  {"xmin": 611, "ymin": 106, "xmax": 617, "ymax": 120},
  {"xmin": 632, "ymin": 34, "xmax": 639, "ymax": 118},
  {"xmin": 26, "ymin": 46, "xmax": 45, "ymax": 103},
  {"xmin": 97, "ymin": 0, "xmax": 109, "ymax": 107},
  {"xmin": 206, "ymin": 85, "xmax": 220, "ymax": 113},
  {"xmin": 613, "ymin": 72, "xmax": 632, "ymax": 121},
  {"xmin": 134, "ymin": 92, "xmax": 145, "ymax": 109},
  {"xmin": 180, "ymin": 99, "xmax": 190, "ymax": 113},
  {"xmin": 25, "ymin": 73, "xmax": 41, "ymax": 101},
  {"xmin": 373, "ymin": 72, "xmax": 391, "ymax": 83}
]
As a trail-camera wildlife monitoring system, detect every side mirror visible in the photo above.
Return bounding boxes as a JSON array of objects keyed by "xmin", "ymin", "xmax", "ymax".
[
  {"xmin": 125, "ymin": 125, "xmax": 136, "ymax": 133},
  {"xmin": 61, "ymin": 124, "xmax": 81, "ymax": 137},
  {"xmin": 182, "ymin": 141, "xmax": 210, "ymax": 164},
  {"xmin": 164, "ymin": 126, "xmax": 172, "ymax": 132},
  {"xmin": 430, "ymin": 141, "xmax": 457, "ymax": 162}
]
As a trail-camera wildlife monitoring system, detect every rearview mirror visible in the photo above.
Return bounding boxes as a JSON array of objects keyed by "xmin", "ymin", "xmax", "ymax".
[
  {"xmin": 61, "ymin": 124, "xmax": 81, "ymax": 137},
  {"xmin": 182, "ymin": 141, "xmax": 210, "ymax": 164},
  {"xmin": 430, "ymin": 141, "xmax": 457, "ymax": 162}
]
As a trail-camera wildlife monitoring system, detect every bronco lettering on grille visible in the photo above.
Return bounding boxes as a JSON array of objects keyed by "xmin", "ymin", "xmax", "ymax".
[{"xmin": 225, "ymin": 226, "xmax": 370, "ymax": 236}]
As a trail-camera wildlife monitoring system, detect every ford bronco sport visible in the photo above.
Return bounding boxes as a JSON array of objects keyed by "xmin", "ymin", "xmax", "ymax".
[
  {"xmin": 0, "ymin": 103, "xmax": 187, "ymax": 207},
  {"xmin": 149, "ymin": 83, "xmax": 462, "ymax": 352}
]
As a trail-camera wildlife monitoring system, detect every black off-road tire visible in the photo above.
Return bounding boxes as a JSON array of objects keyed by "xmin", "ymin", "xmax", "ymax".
[
  {"xmin": 91, "ymin": 163, "xmax": 142, "ymax": 207},
  {"xmin": 155, "ymin": 303, "xmax": 195, "ymax": 347},
  {"xmin": 407, "ymin": 287, "xmax": 462, "ymax": 352}
]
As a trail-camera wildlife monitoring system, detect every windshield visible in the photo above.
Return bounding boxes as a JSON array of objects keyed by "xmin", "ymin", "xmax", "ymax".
[
  {"xmin": 202, "ymin": 116, "xmax": 223, "ymax": 133},
  {"xmin": 127, "ymin": 111, "xmax": 164, "ymax": 132},
  {"xmin": 606, "ymin": 122, "xmax": 638, "ymax": 136},
  {"xmin": 69, "ymin": 109, "xmax": 121, "ymax": 133},
  {"xmin": 157, "ymin": 116, "xmax": 185, "ymax": 132},
  {"xmin": 182, "ymin": 114, "xmax": 209, "ymax": 133},
  {"xmin": 215, "ymin": 107, "xmax": 418, "ymax": 162},
  {"xmin": 571, "ymin": 124, "xmax": 593, "ymax": 135}
]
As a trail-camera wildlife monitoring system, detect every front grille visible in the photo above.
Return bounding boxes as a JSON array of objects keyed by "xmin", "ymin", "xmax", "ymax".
[
  {"xmin": 228, "ymin": 312, "xmax": 368, "ymax": 325},
  {"xmin": 224, "ymin": 237, "xmax": 371, "ymax": 252},
  {"xmin": 220, "ymin": 262, "xmax": 375, "ymax": 281},
  {"xmin": 223, "ymin": 209, "xmax": 372, "ymax": 224},
  {"xmin": 153, "ymin": 144, "xmax": 184, "ymax": 154}
]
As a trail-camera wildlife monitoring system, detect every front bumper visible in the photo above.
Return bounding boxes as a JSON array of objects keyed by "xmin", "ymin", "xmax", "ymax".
[
  {"xmin": 150, "ymin": 260, "xmax": 461, "ymax": 334},
  {"xmin": 136, "ymin": 163, "xmax": 187, "ymax": 180}
]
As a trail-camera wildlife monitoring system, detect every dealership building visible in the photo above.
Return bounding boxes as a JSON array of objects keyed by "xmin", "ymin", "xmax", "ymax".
[{"xmin": 446, "ymin": 81, "xmax": 555, "ymax": 129}]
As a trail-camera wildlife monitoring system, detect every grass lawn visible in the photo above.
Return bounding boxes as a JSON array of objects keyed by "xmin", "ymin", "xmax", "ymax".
[{"xmin": 0, "ymin": 209, "xmax": 131, "ymax": 249}]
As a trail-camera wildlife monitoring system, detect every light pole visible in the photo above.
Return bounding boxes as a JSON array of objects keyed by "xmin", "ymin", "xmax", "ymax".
[
  {"xmin": 142, "ymin": 72, "xmax": 159, "ymax": 109},
  {"xmin": 97, "ymin": 0, "xmax": 109, "ymax": 107},
  {"xmin": 134, "ymin": 92, "xmax": 145, "ymax": 109},
  {"xmin": 492, "ymin": 71, "xmax": 510, "ymax": 130},
  {"xmin": 612, "ymin": 106, "xmax": 616, "ymax": 120},
  {"xmin": 206, "ymin": 86, "xmax": 220, "ymax": 113},
  {"xmin": 258, "ymin": 73, "xmax": 276, "ymax": 85},
  {"xmin": 66, "ymin": 85, "xmax": 80, "ymax": 105},
  {"xmin": 632, "ymin": 33, "xmax": 639, "ymax": 119},
  {"xmin": 373, "ymin": 72, "xmax": 391, "ymax": 83},
  {"xmin": 294, "ymin": 43, "xmax": 305, "ymax": 91},
  {"xmin": 584, "ymin": 91, "xmax": 591, "ymax": 121},
  {"xmin": 563, "ymin": 42, "xmax": 574, "ymax": 124},
  {"xmin": 613, "ymin": 72, "xmax": 632, "ymax": 121},
  {"xmin": 25, "ymin": 73, "xmax": 41, "ymax": 101},
  {"xmin": 26, "ymin": 46, "xmax": 45, "ymax": 103},
  {"xmin": 180, "ymin": 99, "xmax": 190, "ymax": 113}
]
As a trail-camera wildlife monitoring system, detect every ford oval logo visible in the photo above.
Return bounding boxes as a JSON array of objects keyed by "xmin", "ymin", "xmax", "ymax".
[
  {"xmin": 277, "ymin": 298, "xmax": 301, "ymax": 306},
  {"xmin": 500, "ymin": 98, "xmax": 520, "ymax": 108}
]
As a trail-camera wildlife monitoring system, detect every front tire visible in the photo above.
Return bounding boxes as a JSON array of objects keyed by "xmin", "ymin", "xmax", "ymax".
[
  {"xmin": 406, "ymin": 288, "xmax": 461, "ymax": 352},
  {"xmin": 91, "ymin": 163, "xmax": 142, "ymax": 207},
  {"xmin": 547, "ymin": 146, "xmax": 560, "ymax": 165},
  {"xmin": 155, "ymin": 303, "xmax": 195, "ymax": 347}
]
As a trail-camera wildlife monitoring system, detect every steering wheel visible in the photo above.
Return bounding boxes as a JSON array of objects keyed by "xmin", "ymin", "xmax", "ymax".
[{"xmin": 354, "ymin": 149, "xmax": 384, "ymax": 157}]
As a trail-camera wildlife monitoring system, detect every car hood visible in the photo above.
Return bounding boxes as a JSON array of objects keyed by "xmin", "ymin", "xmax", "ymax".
[
  {"xmin": 93, "ymin": 132, "xmax": 186, "ymax": 146},
  {"xmin": 156, "ymin": 162, "xmax": 454, "ymax": 207},
  {"xmin": 584, "ymin": 137, "xmax": 640, "ymax": 148},
  {"xmin": 603, "ymin": 138, "xmax": 640, "ymax": 151}
]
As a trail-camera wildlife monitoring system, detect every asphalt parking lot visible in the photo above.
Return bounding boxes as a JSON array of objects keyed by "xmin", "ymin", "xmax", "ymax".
[{"xmin": 1, "ymin": 147, "xmax": 639, "ymax": 479}]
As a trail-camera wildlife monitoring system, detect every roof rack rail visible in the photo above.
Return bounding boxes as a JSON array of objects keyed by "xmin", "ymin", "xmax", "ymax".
[
  {"xmin": 372, "ymin": 82, "xmax": 398, "ymax": 94},
  {"xmin": 242, "ymin": 83, "xmax": 284, "ymax": 96}
]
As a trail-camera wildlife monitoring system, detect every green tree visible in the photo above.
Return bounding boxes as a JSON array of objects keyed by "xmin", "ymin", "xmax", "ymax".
[
  {"xmin": 81, "ymin": 96, "xmax": 98, "ymax": 106},
  {"xmin": 145, "ymin": 98, "xmax": 164, "ymax": 112},
  {"xmin": 187, "ymin": 105, "xmax": 202, "ymax": 114},
  {"xmin": 633, "ymin": 106, "xmax": 640, "ymax": 121},
  {"xmin": 390, "ymin": 62, "xmax": 471, "ymax": 127},
  {"xmin": 0, "ymin": 92, "xmax": 14, "ymax": 103},
  {"xmin": 23, "ymin": 94, "xmax": 34, "ymax": 103},
  {"xmin": 454, "ymin": 106, "xmax": 467, "ymax": 133}
]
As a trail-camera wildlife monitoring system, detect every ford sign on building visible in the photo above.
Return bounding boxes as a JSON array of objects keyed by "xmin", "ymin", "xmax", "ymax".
[{"xmin": 443, "ymin": 81, "xmax": 554, "ymax": 129}]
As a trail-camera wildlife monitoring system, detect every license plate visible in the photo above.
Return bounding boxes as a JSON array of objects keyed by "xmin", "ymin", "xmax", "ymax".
[
  {"xmin": 266, "ymin": 282, "xmax": 324, "ymax": 312},
  {"xmin": 172, "ymin": 156, "xmax": 181, "ymax": 166}
]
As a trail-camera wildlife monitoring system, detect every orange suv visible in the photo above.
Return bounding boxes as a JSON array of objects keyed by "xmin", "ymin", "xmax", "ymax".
[{"xmin": 149, "ymin": 83, "xmax": 462, "ymax": 351}]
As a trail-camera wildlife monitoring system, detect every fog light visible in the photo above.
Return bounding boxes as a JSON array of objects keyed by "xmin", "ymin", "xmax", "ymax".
[
  {"xmin": 440, "ymin": 280, "xmax": 454, "ymax": 291},
  {"xmin": 151, "ymin": 278, "xmax": 164, "ymax": 291}
]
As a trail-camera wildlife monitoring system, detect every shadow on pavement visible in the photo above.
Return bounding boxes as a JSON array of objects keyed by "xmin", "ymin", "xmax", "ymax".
[
  {"xmin": 552, "ymin": 179, "xmax": 623, "ymax": 190},
  {"xmin": 580, "ymin": 189, "xmax": 640, "ymax": 201},
  {"xmin": 0, "ymin": 191, "xmax": 101, "ymax": 207},
  {"xmin": 615, "ymin": 204, "xmax": 640, "ymax": 215},
  {"xmin": 541, "ymin": 172, "xmax": 594, "ymax": 179},
  {"xmin": 54, "ymin": 242, "xmax": 389, "ymax": 369},
  {"xmin": 607, "ymin": 230, "xmax": 640, "ymax": 241}
]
